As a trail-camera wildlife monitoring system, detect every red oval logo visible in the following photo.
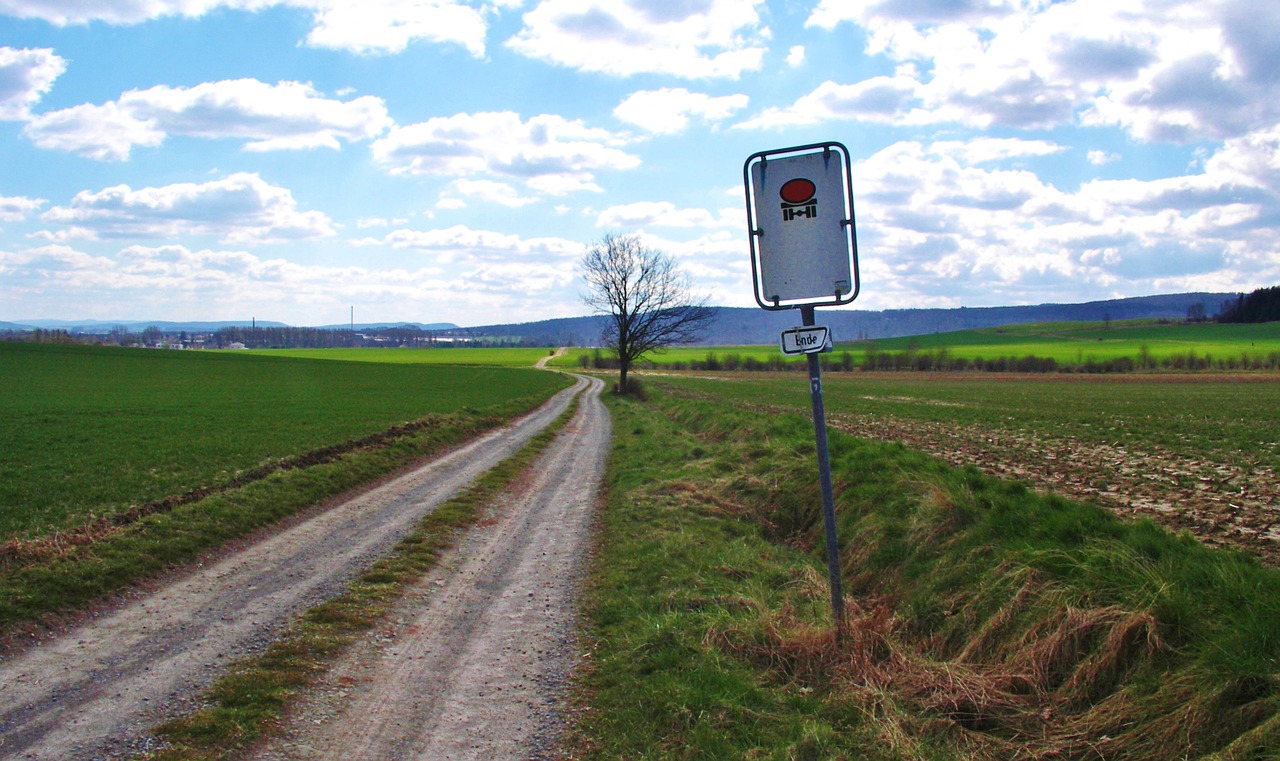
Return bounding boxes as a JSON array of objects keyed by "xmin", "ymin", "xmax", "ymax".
[{"xmin": 779, "ymin": 178, "xmax": 816, "ymax": 204}]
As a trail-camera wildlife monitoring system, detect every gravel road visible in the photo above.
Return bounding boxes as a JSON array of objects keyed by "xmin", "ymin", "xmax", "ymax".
[
  {"xmin": 248, "ymin": 373, "xmax": 608, "ymax": 760},
  {"xmin": 0, "ymin": 373, "xmax": 601, "ymax": 760}
]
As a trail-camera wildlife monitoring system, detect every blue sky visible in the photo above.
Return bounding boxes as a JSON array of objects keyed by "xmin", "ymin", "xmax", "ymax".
[{"xmin": 2, "ymin": 0, "xmax": 1278, "ymax": 327}]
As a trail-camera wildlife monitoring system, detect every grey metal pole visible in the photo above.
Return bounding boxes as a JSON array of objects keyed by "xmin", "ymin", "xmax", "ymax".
[{"xmin": 801, "ymin": 305, "xmax": 846, "ymax": 638}]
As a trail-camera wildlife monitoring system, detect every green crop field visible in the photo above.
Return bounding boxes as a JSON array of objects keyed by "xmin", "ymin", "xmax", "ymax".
[
  {"xmin": 253, "ymin": 346, "xmax": 556, "ymax": 366},
  {"xmin": 553, "ymin": 319, "xmax": 1280, "ymax": 372},
  {"xmin": 0, "ymin": 342, "xmax": 569, "ymax": 539}
]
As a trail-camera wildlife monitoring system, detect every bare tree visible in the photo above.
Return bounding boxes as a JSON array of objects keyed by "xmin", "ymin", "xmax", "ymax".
[{"xmin": 579, "ymin": 233, "xmax": 713, "ymax": 394}]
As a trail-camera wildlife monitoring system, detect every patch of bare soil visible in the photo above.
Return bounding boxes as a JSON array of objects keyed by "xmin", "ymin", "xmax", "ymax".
[
  {"xmin": 0, "ymin": 378, "xmax": 594, "ymax": 760},
  {"xmin": 827, "ymin": 411, "xmax": 1280, "ymax": 566},
  {"xmin": 246, "ymin": 375, "xmax": 610, "ymax": 760}
]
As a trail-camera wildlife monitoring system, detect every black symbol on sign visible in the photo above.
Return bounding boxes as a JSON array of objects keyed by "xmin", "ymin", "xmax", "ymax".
[{"xmin": 780, "ymin": 178, "xmax": 817, "ymax": 222}]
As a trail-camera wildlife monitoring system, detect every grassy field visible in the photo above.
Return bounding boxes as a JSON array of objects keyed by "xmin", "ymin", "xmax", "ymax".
[
  {"xmin": 563, "ymin": 376, "xmax": 1280, "ymax": 759},
  {"xmin": 661, "ymin": 372, "xmax": 1280, "ymax": 466},
  {"xmin": 253, "ymin": 346, "xmax": 557, "ymax": 366},
  {"xmin": 0, "ymin": 342, "xmax": 569, "ymax": 538},
  {"xmin": 553, "ymin": 319, "xmax": 1280, "ymax": 371}
]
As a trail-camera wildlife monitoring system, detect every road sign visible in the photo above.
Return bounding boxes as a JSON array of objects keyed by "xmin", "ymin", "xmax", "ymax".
[
  {"xmin": 742, "ymin": 140, "xmax": 862, "ymax": 640},
  {"xmin": 780, "ymin": 325, "xmax": 830, "ymax": 355},
  {"xmin": 744, "ymin": 142, "xmax": 859, "ymax": 311}
]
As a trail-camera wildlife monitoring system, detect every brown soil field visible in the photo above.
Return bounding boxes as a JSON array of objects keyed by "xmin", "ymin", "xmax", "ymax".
[{"xmin": 827, "ymin": 408, "xmax": 1280, "ymax": 566}]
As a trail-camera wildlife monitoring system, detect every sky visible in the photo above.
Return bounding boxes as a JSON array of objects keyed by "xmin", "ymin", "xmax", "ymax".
[{"xmin": 1, "ymin": 0, "xmax": 1278, "ymax": 328}]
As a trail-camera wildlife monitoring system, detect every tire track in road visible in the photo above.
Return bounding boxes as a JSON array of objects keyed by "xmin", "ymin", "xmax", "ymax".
[
  {"xmin": 0, "ymin": 376, "xmax": 588, "ymax": 760},
  {"xmin": 247, "ymin": 374, "xmax": 609, "ymax": 760}
]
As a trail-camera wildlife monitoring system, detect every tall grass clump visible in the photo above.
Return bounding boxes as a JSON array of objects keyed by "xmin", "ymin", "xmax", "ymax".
[{"xmin": 565, "ymin": 376, "xmax": 1280, "ymax": 759}]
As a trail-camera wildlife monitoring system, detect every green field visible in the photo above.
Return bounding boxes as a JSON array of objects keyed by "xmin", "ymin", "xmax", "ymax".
[
  {"xmin": 253, "ymin": 346, "xmax": 557, "ymax": 366},
  {"xmin": 0, "ymin": 342, "xmax": 569, "ymax": 538},
  {"xmin": 659, "ymin": 372, "xmax": 1280, "ymax": 466},
  {"xmin": 554, "ymin": 319, "xmax": 1280, "ymax": 371}
]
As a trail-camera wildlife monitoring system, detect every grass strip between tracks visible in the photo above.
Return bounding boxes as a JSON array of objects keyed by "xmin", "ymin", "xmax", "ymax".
[{"xmin": 142, "ymin": 386, "xmax": 584, "ymax": 760}]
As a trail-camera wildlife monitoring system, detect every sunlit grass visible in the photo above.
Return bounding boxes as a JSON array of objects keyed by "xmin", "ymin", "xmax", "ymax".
[{"xmin": 0, "ymin": 342, "xmax": 569, "ymax": 538}]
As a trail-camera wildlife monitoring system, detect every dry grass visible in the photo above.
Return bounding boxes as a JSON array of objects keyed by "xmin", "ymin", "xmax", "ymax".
[{"xmin": 706, "ymin": 568, "xmax": 1273, "ymax": 760}]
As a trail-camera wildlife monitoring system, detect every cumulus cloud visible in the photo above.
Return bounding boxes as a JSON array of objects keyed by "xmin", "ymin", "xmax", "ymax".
[
  {"xmin": 506, "ymin": 0, "xmax": 769, "ymax": 79},
  {"xmin": 613, "ymin": 88, "xmax": 748, "ymax": 134},
  {"xmin": 303, "ymin": 0, "xmax": 488, "ymax": 56},
  {"xmin": 436, "ymin": 179, "xmax": 539, "ymax": 209},
  {"xmin": 736, "ymin": 76, "xmax": 920, "ymax": 129},
  {"xmin": 1088, "ymin": 149, "xmax": 1121, "ymax": 165},
  {"xmin": 846, "ymin": 132, "xmax": 1280, "ymax": 306},
  {"xmin": 0, "ymin": 236, "xmax": 592, "ymax": 325},
  {"xmin": 799, "ymin": 0, "xmax": 1280, "ymax": 142},
  {"xmin": 371, "ymin": 111, "xmax": 639, "ymax": 193},
  {"xmin": 364, "ymin": 224, "xmax": 584, "ymax": 305},
  {"xmin": 39, "ymin": 173, "xmax": 335, "ymax": 244},
  {"xmin": 0, "ymin": 0, "xmax": 489, "ymax": 57},
  {"xmin": 595, "ymin": 201, "xmax": 738, "ymax": 230},
  {"xmin": 0, "ymin": 46, "xmax": 66, "ymax": 120},
  {"xmin": 0, "ymin": 194, "xmax": 46, "ymax": 221},
  {"xmin": 929, "ymin": 137, "xmax": 1067, "ymax": 165},
  {"xmin": 22, "ymin": 79, "xmax": 390, "ymax": 160}
]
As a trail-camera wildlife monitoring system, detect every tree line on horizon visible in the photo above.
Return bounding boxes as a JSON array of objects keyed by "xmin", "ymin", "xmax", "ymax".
[{"xmin": 1218, "ymin": 286, "xmax": 1280, "ymax": 324}]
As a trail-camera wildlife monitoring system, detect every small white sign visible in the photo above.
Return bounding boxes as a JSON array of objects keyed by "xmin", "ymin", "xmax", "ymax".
[{"xmin": 780, "ymin": 326, "xmax": 831, "ymax": 355}]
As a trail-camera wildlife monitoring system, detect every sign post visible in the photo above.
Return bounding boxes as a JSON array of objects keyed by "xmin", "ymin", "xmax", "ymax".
[{"xmin": 744, "ymin": 141, "xmax": 859, "ymax": 638}]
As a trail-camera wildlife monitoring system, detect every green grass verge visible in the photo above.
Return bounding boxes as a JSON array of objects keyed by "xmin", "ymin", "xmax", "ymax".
[
  {"xmin": 144, "ymin": 387, "xmax": 584, "ymax": 760},
  {"xmin": 562, "ymin": 377, "xmax": 1280, "ymax": 759},
  {"xmin": 0, "ymin": 342, "xmax": 568, "ymax": 538}
]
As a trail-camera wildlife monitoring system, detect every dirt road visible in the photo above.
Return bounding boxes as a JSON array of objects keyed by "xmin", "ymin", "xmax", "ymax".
[
  {"xmin": 248, "ymin": 373, "xmax": 608, "ymax": 760},
  {"xmin": 0, "ymin": 374, "xmax": 607, "ymax": 760}
]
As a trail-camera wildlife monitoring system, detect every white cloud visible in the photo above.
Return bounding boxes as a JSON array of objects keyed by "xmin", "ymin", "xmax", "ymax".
[
  {"xmin": 786, "ymin": 45, "xmax": 805, "ymax": 67},
  {"xmin": 39, "ymin": 173, "xmax": 335, "ymax": 244},
  {"xmin": 1088, "ymin": 149, "xmax": 1121, "ymax": 166},
  {"xmin": 929, "ymin": 137, "xmax": 1067, "ymax": 165},
  {"xmin": 506, "ymin": 0, "xmax": 769, "ymax": 79},
  {"xmin": 0, "ymin": 0, "xmax": 489, "ymax": 57},
  {"xmin": 595, "ymin": 201, "xmax": 738, "ymax": 230},
  {"xmin": 800, "ymin": 0, "xmax": 1280, "ymax": 142},
  {"xmin": 0, "ymin": 194, "xmax": 46, "ymax": 221},
  {"xmin": 371, "ymin": 111, "xmax": 639, "ymax": 193},
  {"xmin": 437, "ymin": 178, "xmax": 538, "ymax": 209},
  {"xmin": 303, "ymin": 0, "xmax": 488, "ymax": 56},
  {"xmin": 0, "ymin": 238, "xmax": 593, "ymax": 325},
  {"xmin": 736, "ymin": 76, "xmax": 920, "ymax": 129},
  {"xmin": 613, "ymin": 88, "xmax": 748, "ymax": 134},
  {"xmin": 380, "ymin": 224, "xmax": 579, "ymax": 263},
  {"xmin": 22, "ymin": 79, "xmax": 390, "ymax": 160},
  {"xmin": 0, "ymin": 46, "xmax": 66, "ymax": 120},
  {"xmin": 360, "ymin": 224, "xmax": 587, "ymax": 308},
  {"xmin": 843, "ymin": 133, "xmax": 1280, "ymax": 306},
  {"xmin": 0, "ymin": 0, "xmax": 240, "ymax": 25}
]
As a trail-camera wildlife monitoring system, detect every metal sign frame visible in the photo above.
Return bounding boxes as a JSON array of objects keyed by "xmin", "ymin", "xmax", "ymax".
[{"xmin": 744, "ymin": 141, "xmax": 860, "ymax": 311}]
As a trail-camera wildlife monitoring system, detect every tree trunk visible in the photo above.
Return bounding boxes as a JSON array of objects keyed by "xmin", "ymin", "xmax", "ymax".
[{"xmin": 618, "ymin": 360, "xmax": 629, "ymax": 395}]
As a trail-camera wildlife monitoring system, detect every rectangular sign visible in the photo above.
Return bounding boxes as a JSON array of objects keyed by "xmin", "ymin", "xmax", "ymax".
[
  {"xmin": 780, "ymin": 325, "xmax": 831, "ymax": 355},
  {"xmin": 745, "ymin": 142, "xmax": 859, "ymax": 311}
]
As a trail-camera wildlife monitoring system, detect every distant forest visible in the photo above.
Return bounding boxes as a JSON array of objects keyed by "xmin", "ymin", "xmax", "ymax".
[{"xmin": 1219, "ymin": 286, "xmax": 1280, "ymax": 324}]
